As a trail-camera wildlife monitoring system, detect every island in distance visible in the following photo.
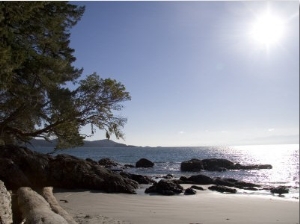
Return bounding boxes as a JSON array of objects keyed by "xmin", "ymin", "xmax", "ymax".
[{"xmin": 29, "ymin": 138, "xmax": 136, "ymax": 148}]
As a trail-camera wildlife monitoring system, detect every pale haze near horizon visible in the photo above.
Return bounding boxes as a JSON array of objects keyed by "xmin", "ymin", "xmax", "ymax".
[{"xmin": 69, "ymin": 1, "xmax": 299, "ymax": 147}]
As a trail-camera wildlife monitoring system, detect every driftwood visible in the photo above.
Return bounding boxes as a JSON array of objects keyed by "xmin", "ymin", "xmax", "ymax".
[
  {"xmin": 17, "ymin": 187, "xmax": 69, "ymax": 224},
  {"xmin": 41, "ymin": 187, "xmax": 77, "ymax": 224},
  {"xmin": 0, "ymin": 180, "xmax": 13, "ymax": 224}
]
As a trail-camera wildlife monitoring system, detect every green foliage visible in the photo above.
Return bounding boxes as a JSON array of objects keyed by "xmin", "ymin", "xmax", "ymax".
[{"xmin": 0, "ymin": 2, "xmax": 131, "ymax": 149}]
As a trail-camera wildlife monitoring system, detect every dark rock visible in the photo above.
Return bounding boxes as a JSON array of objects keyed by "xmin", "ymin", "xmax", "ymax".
[
  {"xmin": 124, "ymin": 164, "xmax": 135, "ymax": 168},
  {"xmin": 144, "ymin": 185, "xmax": 157, "ymax": 194},
  {"xmin": 208, "ymin": 166, "xmax": 227, "ymax": 172},
  {"xmin": 181, "ymin": 158, "xmax": 272, "ymax": 172},
  {"xmin": 202, "ymin": 158, "xmax": 234, "ymax": 170},
  {"xmin": 180, "ymin": 159, "xmax": 203, "ymax": 172},
  {"xmin": 0, "ymin": 145, "xmax": 138, "ymax": 193},
  {"xmin": 98, "ymin": 158, "xmax": 120, "ymax": 167},
  {"xmin": 0, "ymin": 145, "xmax": 51, "ymax": 189},
  {"xmin": 179, "ymin": 174, "xmax": 259, "ymax": 191},
  {"xmin": 271, "ymin": 186, "xmax": 289, "ymax": 195},
  {"xmin": 136, "ymin": 158, "xmax": 154, "ymax": 168},
  {"xmin": 48, "ymin": 154, "xmax": 138, "ymax": 193},
  {"xmin": 191, "ymin": 185, "xmax": 205, "ymax": 191},
  {"xmin": 208, "ymin": 185, "xmax": 237, "ymax": 193},
  {"xmin": 120, "ymin": 172, "xmax": 155, "ymax": 184},
  {"xmin": 179, "ymin": 176, "xmax": 188, "ymax": 182},
  {"xmin": 180, "ymin": 174, "xmax": 214, "ymax": 185},
  {"xmin": 243, "ymin": 187, "xmax": 259, "ymax": 191},
  {"xmin": 258, "ymin": 164, "xmax": 272, "ymax": 169},
  {"xmin": 0, "ymin": 158, "xmax": 31, "ymax": 189},
  {"xmin": 213, "ymin": 177, "xmax": 237, "ymax": 187},
  {"xmin": 85, "ymin": 158, "xmax": 98, "ymax": 165},
  {"xmin": 184, "ymin": 188, "xmax": 197, "ymax": 195},
  {"xmin": 233, "ymin": 163, "xmax": 272, "ymax": 170},
  {"xmin": 213, "ymin": 177, "xmax": 260, "ymax": 189},
  {"xmin": 234, "ymin": 181, "xmax": 260, "ymax": 189},
  {"xmin": 163, "ymin": 174, "xmax": 174, "ymax": 179},
  {"xmin": 145, "ymin": 180, "xmax": 184, "ymax": 195},
  {"xmin": 98, "ymin": 158, "xmax": 125, "ymax": 172}
]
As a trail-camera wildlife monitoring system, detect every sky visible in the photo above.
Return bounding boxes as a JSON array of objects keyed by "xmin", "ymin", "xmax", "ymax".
[{"xmin": 69, "ymin": 1, "xmax": 299, "ymax": 147}]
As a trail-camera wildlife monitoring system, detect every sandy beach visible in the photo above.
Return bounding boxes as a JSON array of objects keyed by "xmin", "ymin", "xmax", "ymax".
[{"xmin": 53, "ymin": 185, "xmax": 299, "ymax": 224}]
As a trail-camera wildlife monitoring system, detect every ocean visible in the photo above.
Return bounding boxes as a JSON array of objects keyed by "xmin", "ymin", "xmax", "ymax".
[{"xmin": 33, "ymin": 144, "xmax": 299, "ymax": 200}]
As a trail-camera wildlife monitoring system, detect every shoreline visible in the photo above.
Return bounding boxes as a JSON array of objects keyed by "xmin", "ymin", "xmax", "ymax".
[{"xmin": 53, "ymin": 185, "xmax": 299, "ymax": 224}]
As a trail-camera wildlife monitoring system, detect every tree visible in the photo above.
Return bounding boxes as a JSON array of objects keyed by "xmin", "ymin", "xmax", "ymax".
[{"xmin": 0, "ymin": 2, "xmax": 131, "ymax": 149}]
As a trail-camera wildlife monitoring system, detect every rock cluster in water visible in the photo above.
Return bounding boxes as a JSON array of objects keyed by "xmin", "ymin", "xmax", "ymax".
[{"xmin": 180, "ymin": 158, "xmax": 272, "ymax": 172}]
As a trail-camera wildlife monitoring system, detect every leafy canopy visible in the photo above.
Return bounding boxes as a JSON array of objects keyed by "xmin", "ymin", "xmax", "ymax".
[{"xmin": 0, "ymin": 2, "xmax": 131, "ymax": 149}]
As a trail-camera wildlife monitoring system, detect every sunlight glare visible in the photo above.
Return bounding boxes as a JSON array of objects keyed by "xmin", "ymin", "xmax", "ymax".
[{"xmin": 250, "ymin": 13, "xmax": 284, "ymax": 46}]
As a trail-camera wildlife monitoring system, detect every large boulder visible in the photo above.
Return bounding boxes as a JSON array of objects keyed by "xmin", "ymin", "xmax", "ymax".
[
  {"xmin": 202, "ymin": 158, "xmax": 234, "ymax": 171},
  {"xmin": 180, "ymin": 159, "xmax": 203, "ymax": 172},
  {"xmin": 145, "ymin": 180, "xmax": 184, "ymax": 195},
  {"xmin": 180, "ymin": 158, "xmax": 234, "ymax": 172},
  {"xmin": 136, "ymin": 158, "xmax": 154, "ymax": 168},
  {"xmin": 0, "ymin": 180, "xmax": 13, "ymax": 224},
  {"xmin": 0, "ymin": 145, "xmax": 138, "ymax": 193},
  {"xmin": 180, "ymin": 174, "xmax": 214, "ymax": 185}
]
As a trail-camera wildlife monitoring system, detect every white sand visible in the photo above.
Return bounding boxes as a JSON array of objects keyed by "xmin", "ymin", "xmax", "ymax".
[{"xmin": 54, "ymin": 186, "xmax": 299, "ymax": 224}]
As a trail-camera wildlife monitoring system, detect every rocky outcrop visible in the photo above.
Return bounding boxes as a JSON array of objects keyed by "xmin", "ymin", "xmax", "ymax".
[
  {"xmin": 180, "ymin": 174, "xmax": 214, "ymax": 185},
  {"xmin": 136, "ymin": 158, "xmax": 154, "ymax": 168},
  {"xmin": 213, "ymin": 177, "xmax": 260, "ymax": 189},
  {"xmin": 180, "ymin": 158, "xmax": 272, "ymax": 172},
  {"xmin": 208, "ymin": 185, "xmax": 237, "ymax": 194},
  {"xmin": 270, "ymin": 186, "xmax": 289, "ymax": 195},
  {"xmin": 98, "ymin": 158, "xmax": 120, "ymax": 168},
  {"xmin": 180, "ymin": 174, "xmax": 260, "ymax": 190},
  {"xmin": 0, "ymin": 145, "xmax": 138, "ymax": 194},
  {"xmin": 18, "ymin": 187, "xmax": 69, "ymax": 224},
  {"xmin": 0, "ymin": 180, "xmax": 13, "ymax": 224},
  {"xmin": 98, "ymin": 158, "xmax": 134, "ymax": 172},
  {"xmin": 120, "ymin": 172, "xmax": 155, "ymax": 184},
  {"xmin": 0, "ymin": 158, "xmax": 31, "ymax": 189},
  {"xmin": 145, "ymin": 180, "xmax": 184, "ymax": 195},
  {"xmin": 47, "ymin": 154, "xmax": 138, "ymax": 193}
]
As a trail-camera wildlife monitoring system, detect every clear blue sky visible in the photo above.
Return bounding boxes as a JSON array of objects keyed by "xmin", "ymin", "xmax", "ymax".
[{"xmin": 69, "ymin": 1, "xmax": 299, "ymax": 147}]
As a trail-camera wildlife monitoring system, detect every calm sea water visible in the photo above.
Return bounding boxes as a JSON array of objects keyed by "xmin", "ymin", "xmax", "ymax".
[{"xmin": 33, "ymin": 144, "xmax": 299, "ymax": 200}]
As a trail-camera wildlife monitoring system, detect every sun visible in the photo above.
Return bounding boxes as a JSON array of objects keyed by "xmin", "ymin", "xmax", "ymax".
[{"xmin": 250, "ymin": 12, "xmax": 284, "ymax": 47}]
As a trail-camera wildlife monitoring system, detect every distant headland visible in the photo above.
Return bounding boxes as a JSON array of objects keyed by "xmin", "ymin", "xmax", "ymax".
[{"xmin": 28, "ymin": 139, "xmax": 136, "ymax": 148}]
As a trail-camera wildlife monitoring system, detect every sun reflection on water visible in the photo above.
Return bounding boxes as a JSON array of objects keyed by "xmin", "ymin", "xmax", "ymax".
[{"xmin": 231, "ymin": 144, "xmax": 299, "ymax": 187}]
